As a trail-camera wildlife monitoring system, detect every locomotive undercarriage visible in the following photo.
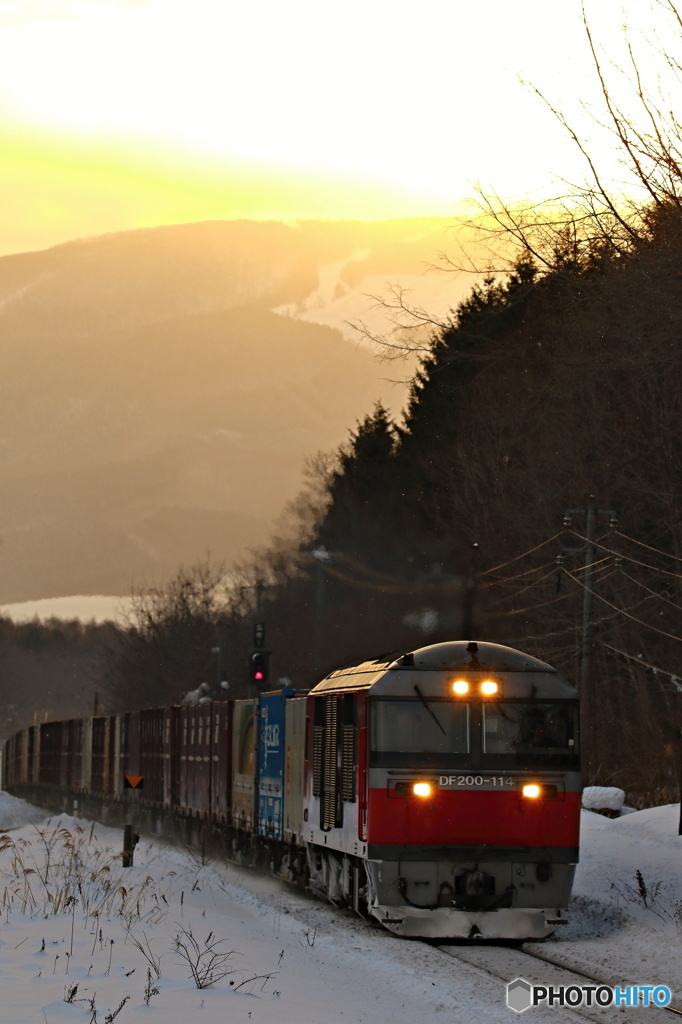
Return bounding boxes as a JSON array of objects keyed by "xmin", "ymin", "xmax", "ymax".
[
  {"xmin": 367, "ymin": 855, "xmax": 574, "ymax": 939},
  {"xmin": 304, "ymin": 840, "xmax": 574, "ymax": 939}
]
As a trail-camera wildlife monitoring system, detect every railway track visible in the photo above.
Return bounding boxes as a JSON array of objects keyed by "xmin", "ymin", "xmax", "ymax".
[{"xmin": 434, "ymin": 942, "xmax": 681, "ymax": 1022}]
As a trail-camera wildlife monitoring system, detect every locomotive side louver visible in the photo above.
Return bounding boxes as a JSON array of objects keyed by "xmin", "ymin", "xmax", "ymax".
[
  {"xmin": 341, "ymin": 725, "xmax": 355, "ymax": 802},
  {"xmin": 323, "ymin": 696, "xmax": 339, "ymax": 829},
  {"xmin": 312, "ymin": 726, "xmax": 324, "ymax": 797}
]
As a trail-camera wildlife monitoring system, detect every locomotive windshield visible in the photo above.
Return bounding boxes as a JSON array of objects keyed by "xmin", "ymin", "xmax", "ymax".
[
  {"xmin": 482, "ymin": 701, "xmax": 579, "ymax": 767},
  {"xmin": 371, "ymin": 700, "xmax": 469, "ymax": 755}
]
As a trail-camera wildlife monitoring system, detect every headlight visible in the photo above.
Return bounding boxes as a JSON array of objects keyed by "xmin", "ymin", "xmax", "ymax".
[
  {"xmin": 452, "ymin": 680, "xmax": 469, "ymax": 695},
  {"xmin": 522, "ymin": 784, "xmax": 541, "ymax": 798},
  {"xmin": 480, "ymin": 680, "xmax": 498, "ymax": 695},
  {"xmin": 413, "ymin": 782, "xmax": 433, "ymax": 797}
]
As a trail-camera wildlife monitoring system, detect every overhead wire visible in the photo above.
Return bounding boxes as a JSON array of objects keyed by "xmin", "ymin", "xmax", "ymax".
[
  {"xmin": 500, "ymin": 585, "xmax": 591, "ymax": 618},
  {"xmin": 484, "ymin": 559, "xmax": 558, "ymax": 585},
  {"xmin": 567, "ymin": 530, "xmax": 682, "ymax": 581},
  {"xmin": 485, "ymin": 566, "xmax": 560, "ymax": 611},
  {"xmin": 487, "ymin": 558, "xmax": 613, "ymax": 613},
  {"xmin": 487, "ymin": 552, "xmax": 612, "ymax": 591},
  {"xmin": 478, "ymin": 531, "xmax": 565, "ymax": 576},
  {"xmin": 513, "ymin": 576, "xmax": 662, "ymax": 647},
  {"xmin": 561, "ymin": 565, "xmax": 682, "ymax": 644},
  {"xmin": 596, "ymin": 640, "xmax": 682, "ymax": 693},
  {"xmin": 617, "ymin": 569, "xmax": 682, "ymax": 614},
  {"xmin": 614, "ymin": 530, "xmax": 682, "ymax": 563}
]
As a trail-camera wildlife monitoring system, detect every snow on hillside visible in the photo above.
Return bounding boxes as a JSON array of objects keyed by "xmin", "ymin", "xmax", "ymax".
[
  {"xmin": 0, "ymin": 596, "xmax": 131, "ymax": 625},
  {"xmin": 0, "ymin": 792, "xmax": 679, "ymax": 1023}
]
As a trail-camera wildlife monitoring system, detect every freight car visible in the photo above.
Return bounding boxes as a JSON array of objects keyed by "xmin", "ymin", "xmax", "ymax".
[{"xmin": 2, "ymin": 640, "xmax": 580, "ymax": 940}]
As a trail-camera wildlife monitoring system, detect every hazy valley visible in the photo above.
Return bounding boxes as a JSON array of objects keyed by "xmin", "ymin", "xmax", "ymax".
[{"xmin": 0, "ymin": 217, "xmax": 466, "ymax": 604}]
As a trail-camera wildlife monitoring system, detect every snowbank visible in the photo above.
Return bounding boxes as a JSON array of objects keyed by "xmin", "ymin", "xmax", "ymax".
[{"xmin": 581, "ymin": 785, "xmax": 625, "ymax": 813}]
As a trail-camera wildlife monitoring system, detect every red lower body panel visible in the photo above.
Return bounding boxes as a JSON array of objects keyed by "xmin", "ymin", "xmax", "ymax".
[{"xmin": 367, "ymin": 789, "xmax": 581, "ymax": 848}]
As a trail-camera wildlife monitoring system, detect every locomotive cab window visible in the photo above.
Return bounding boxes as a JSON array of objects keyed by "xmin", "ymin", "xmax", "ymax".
[
  {"xmin": 370, "ymin": 699, "xmax": 469, "ymax": 762},
  {"xmin": 482, "ymin": 702, "xmax": 579, "ymax": 768}
]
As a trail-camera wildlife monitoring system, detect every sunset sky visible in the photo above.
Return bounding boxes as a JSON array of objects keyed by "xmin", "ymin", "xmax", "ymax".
[{"xmin": 0, "ymin": 0, "xmax": 671, "ymax": 256}]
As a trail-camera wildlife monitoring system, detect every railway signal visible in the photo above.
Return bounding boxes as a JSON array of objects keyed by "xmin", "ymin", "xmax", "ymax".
[{"xmin": 250, "ymin": 650, "xmax": 269, "ymax": 685}]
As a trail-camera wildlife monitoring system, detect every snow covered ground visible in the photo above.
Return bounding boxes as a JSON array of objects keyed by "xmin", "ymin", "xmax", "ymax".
[{"xmin": 0, "ymin": 791, "xmax": 679, "ymax": 1023}]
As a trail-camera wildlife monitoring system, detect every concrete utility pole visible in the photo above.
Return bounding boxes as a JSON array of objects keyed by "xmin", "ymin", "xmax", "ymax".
[
  {"xmin": 580, "ymin": 497, "xmax": 597, "ymax": 730},
  {"xmin": 563, "ymin": 497, "xmax": 617, "ymax": 785}
]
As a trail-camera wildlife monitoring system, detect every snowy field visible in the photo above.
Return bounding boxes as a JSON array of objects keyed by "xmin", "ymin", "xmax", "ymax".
[{"xmin": 0, "ymin": 792, "xmax": 679, "ymax": 1023}]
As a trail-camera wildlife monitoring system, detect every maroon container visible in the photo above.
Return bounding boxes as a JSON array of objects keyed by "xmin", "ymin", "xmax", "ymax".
[
  {"xmin": 90, "ymin": 717, "xmax": 107, "ymax": 793},
  {"xmin": 210, "ymin": 702, "xmax": 233, "ymax": 823},
  {"xmin": 123, "ymin": 711, "xmax": 141, "ymax": 779},
  {"xmin": 179, "ymin": 705, "xmax": 212, "ymax": 816},
  {"xmin": 140, "ymin": 708, "xmax": 165, "ymax": 802},
  {"xmin": 163, "ymin": 706, "xmax": 179, "ymax": 808},
  {"xmin": 39, "ymin": 721, "xmax": 62, "ymax": 786}
]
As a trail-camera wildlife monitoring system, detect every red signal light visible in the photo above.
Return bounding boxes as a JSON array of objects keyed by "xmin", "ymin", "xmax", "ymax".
[{"xmin": 250, "ymin": 651, "xmax": 269, "ymax": 685}]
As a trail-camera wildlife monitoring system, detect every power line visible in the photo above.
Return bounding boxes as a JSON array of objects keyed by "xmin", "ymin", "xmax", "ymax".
[
  {"xmin": 479, "ymin": 531, "xmax": 565, "ymax": 576},
  {"xmin": 614, "ymin": 530, "xmax": 682, "ymax": 564},
  {"xmin": 618, "ymin": 569, "xmax": 682, "ymax": 615},
  {"xmin": 484, "ymin": 558, "xmax": 558, "ymax": 585},
  {"xmin": 501, "ymin": 585, "xmax": 588, "ymax": 618},
  {"xmin": 486, "ymin": 566, "xmax": 561, "ymax": 610},
  {"xmin": 596, "ymin": 640, "xmax": 682, "ymax": 693},
  {"xmin": 567, "ymin": 530, "xmax": 682, "ymax": 581},
  {"xmin": 512, "ymin": 557, "xmax": 677, "ymax": 648},
  {"xmin": 489, "ymin": 560, "xmax": 613, "ymax": 613},
  {"xmin": 561, "ymin": 565, "xmax": 682, "ymax": 644}
]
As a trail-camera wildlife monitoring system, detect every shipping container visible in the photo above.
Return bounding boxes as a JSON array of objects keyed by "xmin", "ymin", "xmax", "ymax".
[
  {"xmin": 140, "ymin": 708, "xmax": 165, "ymax": 803},
  {"xmin": 163, "ymin": 707, "xmax": 179, "ymax": 808},
  {"xmin": 258, "ymin": 689, "xmax": 308, "ymax": 840},
  {"xmin": 283, "ymin": 697, "xmax": 307, "ymax": 845},
  {"xmin": 39, "ymin": 720, "xmax": 62, "ymax": 786},
  {"xmin": 231, "ymin": 699, "xmax": 257, "ymax": 830},
  {"xmin": 210, "ymin": 702, "xmax": 233, "ymax": 822},
  {"xmin": 179, "ymin": 705, "xmax": 212, "ymax": 816}
]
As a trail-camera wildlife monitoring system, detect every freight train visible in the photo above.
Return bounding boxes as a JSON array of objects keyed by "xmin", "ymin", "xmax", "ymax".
[{"xmin": 2, "ymin": 640, "xmax": 581, "ymax": 940}]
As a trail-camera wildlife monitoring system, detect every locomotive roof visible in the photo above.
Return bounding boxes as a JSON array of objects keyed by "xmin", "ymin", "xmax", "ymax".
[{"xmin": 310, "ymin": 640, "xmax": 576, "ymax": 697}]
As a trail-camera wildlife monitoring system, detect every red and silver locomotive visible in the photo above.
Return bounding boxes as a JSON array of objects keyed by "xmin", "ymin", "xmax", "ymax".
[
  {"xmin": 302, "ymin": 640, "xmax": 580, "ymax": 939},
  {"xmin": 2, "ymin": 640, "xmax": 580, "ymax": 941}
]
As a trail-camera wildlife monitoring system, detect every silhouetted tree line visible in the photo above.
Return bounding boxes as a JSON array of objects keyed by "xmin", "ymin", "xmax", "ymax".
[{"xmin": 0, "ymin": 617, "xmax": 122, "ymax": 740}]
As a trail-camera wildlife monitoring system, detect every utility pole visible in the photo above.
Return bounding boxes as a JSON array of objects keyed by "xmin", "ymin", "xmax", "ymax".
[
  {"xmin": 580, "ymin": 496, "xmax": 597, "ymax": 770},
  {"xmin": 563, "ymin": 497, "xmax": 617, "ymax": 785}
]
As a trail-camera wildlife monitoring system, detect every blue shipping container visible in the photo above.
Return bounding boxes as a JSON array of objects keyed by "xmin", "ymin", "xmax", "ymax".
[{"xmin": 257, "ymin": 689, "xmax": 306, "ymax": 839}]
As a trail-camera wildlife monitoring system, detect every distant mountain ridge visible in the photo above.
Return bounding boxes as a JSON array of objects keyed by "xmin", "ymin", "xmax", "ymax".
[{"xmin": 0, "ymin": 217, "xmax": 464, "ymax": 603}]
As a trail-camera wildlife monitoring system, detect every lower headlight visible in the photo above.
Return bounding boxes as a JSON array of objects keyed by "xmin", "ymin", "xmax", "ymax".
[{"xmin": 413, "ymin": 782, "xmax": 433, "ymax": 797}]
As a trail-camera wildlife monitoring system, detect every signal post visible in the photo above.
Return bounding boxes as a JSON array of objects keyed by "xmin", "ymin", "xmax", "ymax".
[{"xmin": 249, "ymin": 621, "xmax": 270, "ymax": 696}]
